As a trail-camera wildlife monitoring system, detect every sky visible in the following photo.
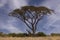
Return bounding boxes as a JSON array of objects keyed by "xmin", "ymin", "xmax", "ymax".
[{"xmin": 0, "ymin": 0, "xmax": 60, "ymax": 34}]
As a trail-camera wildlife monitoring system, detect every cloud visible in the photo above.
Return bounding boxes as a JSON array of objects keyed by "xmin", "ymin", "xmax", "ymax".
[
  {"xmin": 39, "ymin": 0, "xmax": 60, "ymax": 34},
  {"xmin": 0, "ymin": 17, "xmax": 22, "ymax": 33},
  {"xmin": 27, "ymin": 0, "xmax": 45, "ymax": 6},
  {"xmin": 8, "ymin": 0, "xmax": 28, "ymax": 10},
  {"xmin": 0, "ymin": 0, "xmax": 7, "ymax": 7},
  {"xmin": 0, "ymin": 0, "xmax": 28, "ymax": 33},
  {"xmin": 7, "ymin": 0, "xmax": 28, "ymax": 33},
  {"xmin": 1, "ymin": 0, "xmax": 60, "ymax": 34}
]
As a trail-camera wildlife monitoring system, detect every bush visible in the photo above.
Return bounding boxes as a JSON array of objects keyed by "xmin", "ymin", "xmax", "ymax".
[
  {"xmin": 51, "ymin": 33, "xmax": 60, "ymax": 36},
  {"xmin": 0, "ymin": 32, "xmax": 46, "ymax": 37},
  {"xmin": 16, "ymin": 33, "xmax": 28, "ymax": 37},
  {"xmin": 7, "ymin": 33, "xmax": 28, "ymax": 37},
  {"xmin": 36, "ymin": 32, "xmax": 46, "ymax": 37},
  {"xmin": 7, "ymin": 33, "xmax": 17, "ymax": 37},
  {"xmin": 0, "ymin": 32, "xmax": 6, "ymax": 37}
]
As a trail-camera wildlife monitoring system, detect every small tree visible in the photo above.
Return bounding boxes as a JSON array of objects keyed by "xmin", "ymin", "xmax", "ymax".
[
  {"xmin": 7, "ymin": 33, "xmax": 16, "ymax": 37},
  {"xmin": 9, "ymin": 6, "xmax": 53, "ymax": 36},
  {"xmin": 0, "ymin": 32, "xmax": 4, "ymax": 37},
  {"xmin": 36, "ymin": 32, "xmax": 46, "ymax": 36}
]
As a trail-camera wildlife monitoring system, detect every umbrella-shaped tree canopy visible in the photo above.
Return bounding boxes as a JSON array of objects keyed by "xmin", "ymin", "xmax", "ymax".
[{"xmin": 9, "ymin": 6, "xmax": 54, "ymax": 36}]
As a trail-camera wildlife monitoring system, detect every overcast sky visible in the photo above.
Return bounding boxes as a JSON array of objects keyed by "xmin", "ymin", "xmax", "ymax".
[{"xmin": 0, "ymin": 0, "xmax": 60, "ymax": 34}]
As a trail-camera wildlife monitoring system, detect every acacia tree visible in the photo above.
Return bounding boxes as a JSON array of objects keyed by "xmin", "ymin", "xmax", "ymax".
[{"xmin": 9, "ymin": 6, "xmax": 53, "ymax": 35}]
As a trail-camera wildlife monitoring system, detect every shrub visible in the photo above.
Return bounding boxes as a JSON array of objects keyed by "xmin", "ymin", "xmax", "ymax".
[
  {"xmin": 16, "ymin": 33, "xmax": 28, "ymax": 37},
  {"xmin": 51, "ymin": 33, "xmax": 60, "ymax": 36},
  {"xmin": 7, "ymin": 33, "xmax": 16, "ymax": 37},
  {"xmin": 36, "ymin": 32, "xmax": 46, "ymax": 37}
]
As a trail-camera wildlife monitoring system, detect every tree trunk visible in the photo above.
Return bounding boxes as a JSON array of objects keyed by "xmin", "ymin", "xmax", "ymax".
[{"xmin": 32, "ymin": 24, "xmax": 36, "ymax": 36}]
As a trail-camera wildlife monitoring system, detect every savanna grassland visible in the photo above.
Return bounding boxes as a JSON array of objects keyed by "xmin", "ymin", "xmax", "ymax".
[{"xmin": 0, "ymin": 36, "xmax": 60, "ymax": 40}]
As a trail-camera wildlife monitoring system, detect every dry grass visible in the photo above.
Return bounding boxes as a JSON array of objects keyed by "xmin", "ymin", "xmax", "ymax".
[{"xmin": 0, "ymin": 36, "xmax": 60, "ymax": 40}]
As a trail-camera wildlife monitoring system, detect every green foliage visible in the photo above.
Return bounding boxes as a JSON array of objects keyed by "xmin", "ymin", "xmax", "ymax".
[
  {"xmin": 7, "ymin": 33, "xmax": 28, "ymax": 37},
  {"xmin": 0, "ymin": 32, "xmax": 4, "ymax": 37},
  {"xmin": 51, "ymin": 33, "xmax": 60, "ymax": 36},
  {"xmin": 0, "ymin": 32, "xmax": 47, "ymax": 37},
  {"xmin": 0, "ymin": 32, "xmax": 7, "ymax": 37},
  {"xmin": 7, "ymin": 33, "xmax": 16, "ymax": 37},
  {"xmin": 36, "ymin": 32, "xmax": 46, "ymax": 36},
  {"xmin": 16, "ymin": 33, "xmax": 28, "ymax": 37}
]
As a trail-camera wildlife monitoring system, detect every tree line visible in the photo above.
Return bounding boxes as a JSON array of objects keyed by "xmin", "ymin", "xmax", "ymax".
[
  {"xmin": 0, "ymin": 32, "xmax": 60, "ymax": 37},
  {"xmin": 0, "ymin": 32, "xmax": 46, "ymax": 37}
]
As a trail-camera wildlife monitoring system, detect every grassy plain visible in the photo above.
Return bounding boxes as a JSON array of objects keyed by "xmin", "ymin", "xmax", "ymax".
[{"xmin": 0, "ymin": 36, "xmax": 60, "ymax": 40}]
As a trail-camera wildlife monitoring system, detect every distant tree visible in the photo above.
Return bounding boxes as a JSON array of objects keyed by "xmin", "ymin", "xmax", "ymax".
[
  {"xmin": 7, "ymin": 33, "xmax": 28, "ymax": 37},
  {"xmin": 51, "ymin": 33, "xmax": 60, "ymax": 36},
  {"xmin": 36, "ymin": 32, "xmax": 46, "ymax": 36},
  {"xmin": 16, "ymin": 33, "xmax": 28, "ymax": 37},
  {"xmin": 7, "ymin": 33, "xmax": 16, "ymax": 37},
  {"xmin": 9, "ymin": 6, "xmax": 54, "ymax": 36},
  {"xmin": 0, "ymin": 32, "xmax": 3, "ymax": 36},
  {"xmin": 0, "ymin": 32, "xmax": 6, "ymax": 37}
]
